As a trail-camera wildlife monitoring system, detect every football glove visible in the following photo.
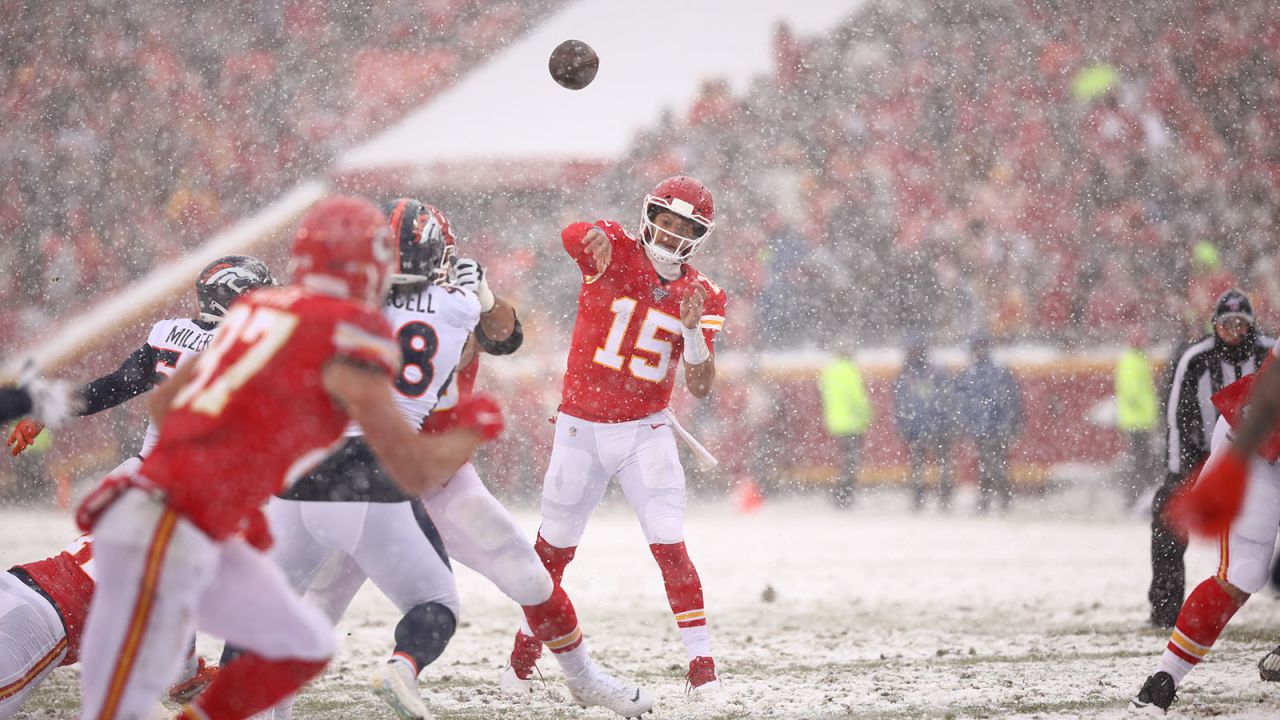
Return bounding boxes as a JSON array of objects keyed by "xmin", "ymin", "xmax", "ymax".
[
  {"xmin": 1165, "ymin": 451, "xmax": 1248, "ymax": 538},
  {"xmin": 453, "ymin": 257, "xmax": 496, "ymax": 313},
  {"xmin": 18, "ymin": 361, "xmax": 83, "ymax": 429},
  {"xmin": 453, "ymin": 392, "xmax": 504, "ymax": 441},
  {"xmin": 7, "ymin": 419, "xmax": 43, "ymax": 456}
]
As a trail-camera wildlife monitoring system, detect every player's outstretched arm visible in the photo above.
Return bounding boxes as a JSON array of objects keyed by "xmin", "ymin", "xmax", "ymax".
[
  {"xmin": 78, "ymin": 344, "xmax": 164, "ymax": 416},
  {"xmin": 323, "ymin": 360, "xmax": 490, "ymax": 496},
  {"xmin": 8, "ymin": 345, "xmax": 163, "ymax": 455}
]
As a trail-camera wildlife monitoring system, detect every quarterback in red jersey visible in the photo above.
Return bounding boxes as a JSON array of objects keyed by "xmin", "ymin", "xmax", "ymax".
[
  {"xmin": 75, "ymin": 195, "xmax": 500, "ymax": 720},
  {"xmin": 506, "ymin": 176, "xmax": 727, "ymax": 695}
]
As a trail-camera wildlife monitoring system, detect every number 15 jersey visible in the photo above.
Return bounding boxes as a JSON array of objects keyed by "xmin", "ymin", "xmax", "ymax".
[{"xmin": 560, "ymin": 220, "xmax": 727, "ymax": 424}]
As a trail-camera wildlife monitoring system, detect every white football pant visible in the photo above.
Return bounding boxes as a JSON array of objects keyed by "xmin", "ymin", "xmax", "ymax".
[
  {"xmin": 0, "ymin": 571, "xmax": 68, "ymax": 719},
  {"xmin": 539, "ymin": 411, "xmax": 688, "ymax": 548},
  {"xmin": 302, "ymin": 463, "xmax": 554, "ymax": 619},
  {"xmin": 265, "ymin": 498, "xmax": 458, "ymax": 617},
  {"xmin": 80, "ymin": 488, "xmax": 334, "ymax": 720},
  {"xmin": 1209, "ymin": 417, "xmax": 1280, "ymax": 594}
]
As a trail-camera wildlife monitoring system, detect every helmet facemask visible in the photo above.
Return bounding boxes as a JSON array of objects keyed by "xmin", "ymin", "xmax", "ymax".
[{"xmin": 640, "ymin": 195, "xmax": 714, "ymax": 266}]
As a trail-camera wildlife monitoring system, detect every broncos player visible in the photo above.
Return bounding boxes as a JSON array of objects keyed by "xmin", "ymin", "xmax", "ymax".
[{"xmin": 252, "ymin": 200, "xmax": 652, "ymax": 719}]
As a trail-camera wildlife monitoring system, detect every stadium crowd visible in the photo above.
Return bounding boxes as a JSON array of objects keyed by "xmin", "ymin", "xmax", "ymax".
[
  {"xmin": 564, "ymin": 0, "xmax": 1280, "ymax": 350},
  {"xmin": 1, "ymin": 0, "xmax": 1278, "ymax": 502},
  {"xmin": 0, "ymin": 0, "xmax": 560, "ymax": 347}
]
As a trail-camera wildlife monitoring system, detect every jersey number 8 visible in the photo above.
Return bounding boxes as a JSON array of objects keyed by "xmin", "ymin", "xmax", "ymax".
[{"xmin": 395, "ymin": 321, "xmax": 440, "ymax": 397}]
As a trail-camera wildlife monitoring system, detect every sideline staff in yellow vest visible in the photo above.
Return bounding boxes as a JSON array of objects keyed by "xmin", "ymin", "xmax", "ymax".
[
  {"xmin": 820, "ymin": 346, "xmax": 872, "ymax": 508},
  {"xmin": 1114, "ymin": 327, "xmax": 1159, "ymax": 507}
]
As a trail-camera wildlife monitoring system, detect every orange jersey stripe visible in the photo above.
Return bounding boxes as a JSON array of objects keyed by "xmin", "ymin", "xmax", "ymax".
[
  {"xmin": 97, "ymin": 509, "xmax": 178, "ymax": 720},
  {"xmin": 0, "ymin": 635, "xmax": 68, "ymax": 700},
  {"xmin": 1216, "ymin": 529, "xmax": 1231, "ymax": 581}
]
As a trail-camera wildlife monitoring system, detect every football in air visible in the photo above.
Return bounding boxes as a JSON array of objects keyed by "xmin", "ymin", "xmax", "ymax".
[{"xmin": 548, "ymin": 39, "xmax": 599, "ymax": 90}]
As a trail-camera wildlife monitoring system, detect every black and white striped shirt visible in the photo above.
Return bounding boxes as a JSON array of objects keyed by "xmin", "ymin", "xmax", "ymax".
[{"xmin": 1166, "ymin": 332, "xmax": 1275, "ymax": 474}]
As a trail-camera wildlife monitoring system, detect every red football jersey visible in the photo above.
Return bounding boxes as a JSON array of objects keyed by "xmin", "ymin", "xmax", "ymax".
[
  {"xmin": 140, "ymin": 287, "xmax": 399, "ymax": 539},
  {"xmin": 14, "ymin": 534, "xmax": 94, "ymax": 665},
  {"xmin": 559, "ymin": 221, "xmax": 727, "ymax": 423},
  {"xmin": 421, "ymin": 354, "xmax": 480, "ymax": 434},
  {"xmin": 1214, "ymin": 349, "xmax": 1280, "ymax": 462}
]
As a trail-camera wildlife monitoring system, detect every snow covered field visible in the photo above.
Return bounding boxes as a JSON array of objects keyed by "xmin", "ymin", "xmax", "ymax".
[{"xmin": 5, "ymin": 486, "xmax": 1280, "ymax": 719}]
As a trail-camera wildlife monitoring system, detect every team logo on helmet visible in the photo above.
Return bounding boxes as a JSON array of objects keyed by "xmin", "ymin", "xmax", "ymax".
[
  {"xmin": 196, "ymin": 255, "xmax": 276, "ymax": 323},
  {"xmin": 385, "ymin": 198, "xmax": 456, "ymax": 286}
]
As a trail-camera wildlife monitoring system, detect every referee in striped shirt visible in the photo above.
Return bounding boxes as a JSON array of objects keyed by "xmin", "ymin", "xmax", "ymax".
[{"xmin": 1150, "ymin": 288, "xmax": 1274, "ymax": 627}]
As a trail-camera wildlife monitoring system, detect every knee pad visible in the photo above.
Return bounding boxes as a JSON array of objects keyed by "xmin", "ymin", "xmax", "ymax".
[
  {"xmin": 638, "ymin": 490, "xmax": 686, "ymax": 545},
  {"xmin": 538, "ymin": 503, "xmax": 591, "ymax": 549},
  {"xmin": 394, "ymin": 602, "xmax": 458, "ymax": 670},
  {"xmin": 1224, "ymin": 537, "xmax": 1273, "ymax": 595}
]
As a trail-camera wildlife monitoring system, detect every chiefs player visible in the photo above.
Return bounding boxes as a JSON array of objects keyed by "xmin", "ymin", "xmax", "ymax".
[
  {"xmin": 73, "ymin": 196, "xmax": 501, "ymax": 720},
  {"xmin": 285, "ymin": 200, "xmax": 652, "ymax": 718},
  {"xmin": 504, "ymin": 176, "xmax": 727, "ymax": 695}
]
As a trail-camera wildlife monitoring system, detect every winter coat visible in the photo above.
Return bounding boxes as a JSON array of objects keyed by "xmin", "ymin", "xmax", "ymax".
[
  {"xmin": 954, "ymin": 359, "xmax": 1022, "ymax": 441},
  {"xmin": 892, "ymin": 362, "xmax": 955, "ymax": 444}
]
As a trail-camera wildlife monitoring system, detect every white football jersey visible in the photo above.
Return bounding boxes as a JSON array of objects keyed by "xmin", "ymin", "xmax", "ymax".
[
  {"xmin": 139, "ymin": 317, "xmax": 217, "ymax": 455},
  {"xmin": 345, "ymin": 284, "xmax": 480, "ymax": 436}
]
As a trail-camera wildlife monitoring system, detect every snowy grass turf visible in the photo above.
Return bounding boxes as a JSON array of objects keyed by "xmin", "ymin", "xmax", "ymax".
[{"xmin": 5, "ymin": 486, "xmax": 1280, "ymax": 719}]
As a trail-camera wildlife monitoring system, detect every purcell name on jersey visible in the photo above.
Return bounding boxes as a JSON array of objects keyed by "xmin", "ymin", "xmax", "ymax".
[
  {"xmin": 560, "ymin": 220, "xmax": 727, "ymax": 423},
  {"xmin": 364, "ymin": 283, "xmax": 480, "ymax": 432}
]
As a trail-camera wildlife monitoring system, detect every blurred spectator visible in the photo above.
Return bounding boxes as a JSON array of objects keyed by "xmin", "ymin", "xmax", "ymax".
[
  {"xmin": 893, "ymin": 335, "xmax": 956, "ymax": 511},
  {"xmin": 1114, "ymin": 326, "xmax": 1161, "ymax": 506},
  {"xmin": 954, "ymin": 333, "xmax": 1023, "ymax": 513},
  {"xmin": 818, "ymin": 340, "xmax": 873, "ymax": 507}
]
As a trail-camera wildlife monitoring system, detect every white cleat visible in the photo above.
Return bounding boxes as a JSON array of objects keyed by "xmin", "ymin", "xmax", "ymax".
[
  {"xmin": 565, "ymin": 660, "xmax": 654, "ymax": 718},
  {"xmin": 687, "ymin": 677, "xmax": 724, "ymax": 699},
  {"xmin": 371, "ymin": 661, "xmax": 433, "ymax": 720},
  {"xmin": 498, "ymin": 663, "xmax": 534, "ymax": 695}
]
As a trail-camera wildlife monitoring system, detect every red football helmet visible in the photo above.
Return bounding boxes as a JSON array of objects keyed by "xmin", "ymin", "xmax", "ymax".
[
  {"xmin": 640, "ymin": 176, "xmax": 716, "ymax": 264},
  {"xmin": 290, "ymin": 196, "xmax": 392, "ymax": 307},
  {"xmin": 385, "ymin": 198, "xmax": 458, "ymax": 286}
]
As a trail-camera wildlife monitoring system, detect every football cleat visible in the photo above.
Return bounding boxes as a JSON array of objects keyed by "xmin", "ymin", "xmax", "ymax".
[
  {"xmin": 498, "ymin": 663, "xmax": 534, "ymax": 695},
  {"xmin": 565, "ymin": 659, "xmax": 654, "ymax": 718},
  {"xmin": 686, "ymin": 656, "xmax": 722, "ymax": 697},
  {"xmin": 167, "ymin": 658, "xmax": 218, "ymax": 704},
  {"xmin": 371, "ymin": 661, "xmax": 433, "ymax": 720},
  {"xmin": 1260, "ymin": 644, "xmax": 1280, "ymax": 681},
  {"xmin": 1129, "ymin": 671, "xmax": 1176, "ymax": 714}
]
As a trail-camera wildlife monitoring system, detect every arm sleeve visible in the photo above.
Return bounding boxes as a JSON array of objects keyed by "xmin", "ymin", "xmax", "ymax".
[
  {"xmin": 475, "ymin": 314, "xmax": 524, "ymax": 356},
  {"xmin": 0, "ymin": 388, "xmax": 33, "ymax": 424},
  {"xmin": 77, "ymin": 344, "xmax": 161, "ymax": 416}
]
